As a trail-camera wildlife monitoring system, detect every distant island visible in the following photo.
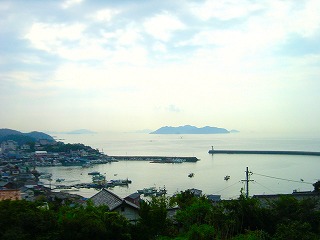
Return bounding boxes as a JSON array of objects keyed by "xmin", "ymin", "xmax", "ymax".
[
  {"xmin": 64, "ymin": 129, "xmax": 96, "ymax": 134},
  {"xmin": 150, "ymin": 125, "xmax": 237, "ymax": 134}
]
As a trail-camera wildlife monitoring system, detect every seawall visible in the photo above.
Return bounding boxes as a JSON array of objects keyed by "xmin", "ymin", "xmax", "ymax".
[
  {"xmin": 110, "ymin": 156, "xmax": 199, "ymax": 162},
  {"xmin": 208, "ymin": 150, "xmax": 320, "ymax": 156}
]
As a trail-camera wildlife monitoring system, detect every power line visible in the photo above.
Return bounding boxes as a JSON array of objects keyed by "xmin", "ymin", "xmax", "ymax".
[
  {"xmin": 253, "ymin": 180, "xmax": 277, "ymax": 194},
  {"xmin": 215, "ymin": 181, "xmax": 241, "ymax": 193},
  {"xmin": 252, "ymin": 172, "xmax": 313, "ymax": 184}
]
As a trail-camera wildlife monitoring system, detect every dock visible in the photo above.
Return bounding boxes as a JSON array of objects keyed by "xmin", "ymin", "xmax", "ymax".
[
  {"xmin": 208, "ymin": 149, "xmax": 320, "ymax": 156},
  {"xmin": 110, "ymin": 156, "xmax": 199, "ymax": 162}
]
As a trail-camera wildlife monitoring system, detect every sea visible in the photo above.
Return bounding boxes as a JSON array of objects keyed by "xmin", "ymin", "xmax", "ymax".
[{"xmin": 38, "ymin": 132, "xmax": 320, "ymax": 200}]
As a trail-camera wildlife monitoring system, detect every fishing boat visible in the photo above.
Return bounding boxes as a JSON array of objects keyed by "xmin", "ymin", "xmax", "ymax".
[
  {"xmin": 92, "ymin": 174, "xmax": 106, "ymax": 184},
  {"xmin": 137, "ymin": 187, "xmax": 157, "ymax": 196},
  {"xmin": 107, "ymin": 179, "xmax": 132, "ymax": 186}
]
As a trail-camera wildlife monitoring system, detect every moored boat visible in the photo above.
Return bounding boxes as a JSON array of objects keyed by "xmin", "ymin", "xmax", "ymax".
[
  {"xmin": 39, "ymin": 173, "xmax": 52, "ymax": 179},
  {"xmin": 137, "ymin": 187, "xmax": 157, "ymax": 195},
  {"xmin": 107, "ymin": 179, "xmax": 132, "ymax": 186}
]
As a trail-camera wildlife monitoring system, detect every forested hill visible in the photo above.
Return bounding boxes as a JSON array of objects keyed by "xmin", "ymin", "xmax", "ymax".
[
  {"xmin": 150, "ymin": 125, "xmax": 234, "ymax": 134},
  {"xmin": 0, "ymin": 128, "xmax": 55, "ymax": 144}
]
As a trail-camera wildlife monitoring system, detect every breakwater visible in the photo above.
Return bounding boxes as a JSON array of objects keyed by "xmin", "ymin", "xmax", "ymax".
[
  {"xmin": 208, "ymin": 149, "xmax": 320, "ymax": 156},
  {"xmin": 110, "ymin": 156, "xmax": 199, "ymax": 162}
]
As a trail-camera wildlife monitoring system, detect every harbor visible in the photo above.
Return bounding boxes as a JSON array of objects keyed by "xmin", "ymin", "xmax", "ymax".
[{"xmin": 40, "ymin": 170, "xmax": 169, "ymax": 197}]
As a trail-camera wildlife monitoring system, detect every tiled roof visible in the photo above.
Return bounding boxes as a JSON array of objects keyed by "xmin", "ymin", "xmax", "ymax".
[
  {"xmin": 0, "ymin": 189, "xmax": 21, "ymax": 200},
  {"xmin": 90, "ymin": 188, "xmax": 123, "ymax": 210},
  {"xmin": 125, "ymin": 192, "xmax": 141, "ymax": 200}
]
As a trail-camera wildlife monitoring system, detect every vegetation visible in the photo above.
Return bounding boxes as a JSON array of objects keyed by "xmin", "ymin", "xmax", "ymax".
[
  {"xmin": 0, "ymin": 128, "xmax": 55, "ymax": 144},
  {"xmin": 0, "ymin": 134, "xmax": 37, "ymax": 146},
  {"xmin": 0, "ymin": 191, "xmax": 319, "ymax": 240},
  {"xmin": 44, "ymin": 142, "xmax": 99, "ymax": 154}
]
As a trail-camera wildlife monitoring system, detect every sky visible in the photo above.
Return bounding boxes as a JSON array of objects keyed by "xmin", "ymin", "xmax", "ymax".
[{"xmin": 1, "ymin": 0, "xmax": 320, "ymax": 135}]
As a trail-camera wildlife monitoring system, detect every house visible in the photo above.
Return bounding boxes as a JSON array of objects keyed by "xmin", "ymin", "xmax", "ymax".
[
  {"xmin": 0, "ymin": 189, "xmax": 21, "ymax": 200},
  {"xmin": 188, "ymin": 188, "xmax": 202, "ymax": 197},
  {"xmin": 20, "ymin": 187, "xmax": 35, "ymax": 201},
  {"xmin": 21, "ymin": 144, "xmax": 31, "ymax": 151},
  {"xmin": 38, "ymin": 139, "xmax": 51, "ymax": 146},
  {"xmin": 0, "ymin": 181, "xmax": 14, "ymax": 189},
  {"xmin": 90, "ymin": 188, "xmax": 140, "ymax": 222},
  {"xmin": 253, "ymin": 191, "xmax": 320, "ymax": 208},
  {"xmin": 124, "ymin": 192, "xmax": 141, "ymax": 207},
  {"xmin": 207, "ymin": 194, "xmax": 221, "ymax": 203},
  {"xmin": 1, "ymin": 140, "xmax": 18, "ymax": 152},
  {"xmin": 35, "ymin": 151, "xmax": 48, "ymax": 157}
]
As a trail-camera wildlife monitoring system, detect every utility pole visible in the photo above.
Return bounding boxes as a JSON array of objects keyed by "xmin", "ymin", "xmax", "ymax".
[{"xmin": 241, "ymin": 166, "xmax": 253, "ymax": 198}]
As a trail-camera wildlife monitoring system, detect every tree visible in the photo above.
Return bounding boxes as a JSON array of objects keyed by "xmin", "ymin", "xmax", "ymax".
[
  {"xmin": 134, "ymin": 196, "xmax": 172, "ymax": 240},
  {"xmin": 58, "ymin": 203, "xmax": 131, "ymax": 240},
  {"xmin": 0, "ymin": 200, "xmax": 59, "ymax": 240},
  {"xmin": 269, "ymin": 195, "xmax": 320, "ymax": 236},
  {"xmin": 313, "ymin": 180, "xmax": 320, "ymax": 192},
  {"xmin": 175, "ymin": 197, "xmax": 213, "ymax": 231}
]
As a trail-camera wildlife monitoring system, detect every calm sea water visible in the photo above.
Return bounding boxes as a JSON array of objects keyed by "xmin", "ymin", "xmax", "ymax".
[{"xmin": 39, "ymin": 133, "xmax": 320, "ymax": 199}]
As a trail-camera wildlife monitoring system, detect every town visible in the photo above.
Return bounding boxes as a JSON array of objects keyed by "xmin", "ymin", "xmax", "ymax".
[
  {"xmin": 1, "ymin": 134, "xmax": 320, "ymax": 239},
  {"xmin": 0, "ymin": 136, "xmax": 115, "ymax": 198}
]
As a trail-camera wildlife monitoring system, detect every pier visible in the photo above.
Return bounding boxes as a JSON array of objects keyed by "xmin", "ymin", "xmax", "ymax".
[
  {"xmin": 208, "ymin": 149, "xmax": 320, "ymax": 156},
  {"xmin": 110, "ymin": 156, "xmax": 199, "ymax": 162}
]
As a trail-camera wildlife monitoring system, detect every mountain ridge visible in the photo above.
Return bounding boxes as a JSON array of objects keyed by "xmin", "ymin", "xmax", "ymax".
[
  {"xmin": 150, "ymin": 125, "xmax": 236, "ymax": 134},
  {"xmin": 0, "ymin": 128, "xmax": 55, "ymax": 144}
]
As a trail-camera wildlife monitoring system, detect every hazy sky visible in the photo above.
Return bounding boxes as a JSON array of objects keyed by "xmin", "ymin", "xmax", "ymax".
[{"xmin": 1, "ymin": 0, "xmax": 320, "ymax": 135}]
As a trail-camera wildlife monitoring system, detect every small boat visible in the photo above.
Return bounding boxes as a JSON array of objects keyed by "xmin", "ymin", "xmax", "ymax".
[
  {"xmin": 88, "ymin": 171, "xmax": 100, "ymax": 175},
  {"xmin": 224, "ymin": 175, "xmax": 230, "ymax": 181},
  {"xmin": 155, "ymin": 187, "xmax": 167, "ymax": 196},
  {"xmin": 92, "ymin": 174, "xmax": 106, "ymax": 183},
  {"xmin": 137, "ymin": 187, "xmax": 157, "ymax": 196},
  {"xmin": 54, "ymin": 185, "xmax": 72, "ymax": 189},
  {"xmin": 39, "ymin": 173, "xmax": 53, "ymax": 179},
  {"xmin": 188, "ymin": 173, "xmax": 194, "ymax": 178},
  {"xmin": 107, "ymin": 179, "xmax": 132, "ymax": 186}
]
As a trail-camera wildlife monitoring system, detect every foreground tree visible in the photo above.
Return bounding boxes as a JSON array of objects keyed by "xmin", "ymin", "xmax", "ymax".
[
  {"xmin": 133, "ymin": 196, "xmax": 173, "ymax": 240},
  {"xmin": 58, "ymin": 202, "xmax": 131, "ymax": 240},
  {"xmin": 0, "ymin": 200, "xmax": 59, "ymax": 240}
]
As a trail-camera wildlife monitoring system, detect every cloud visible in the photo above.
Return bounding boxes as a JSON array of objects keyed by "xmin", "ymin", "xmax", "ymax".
[
  {"xmin": 166, "ymin": 104, "xmax": 181, "ymax": 113},
  {"xmin": 90, "ymin": 8, "xmax": 120, "ymax": 22},
  {"xmin": 143, "ymin": 12, "xmax": 185, "ymax": 41},
  {"xmin": 101, "ymin": 26, "xmax": 143, "ymax": 47},
  {"xmin": 190, "ymin": 0, "xmax": 263, "ymax": 21},
  {"xmin": 1, "ymin": 0, "xmax": 320, "ymax": 133},
  {"xmin": 24, "ymin": 22, "xmax": 86, "ymax": 52},
  {"xmin": 61, "ymin": 0, "xmax": 83, "ymax": 9}
]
